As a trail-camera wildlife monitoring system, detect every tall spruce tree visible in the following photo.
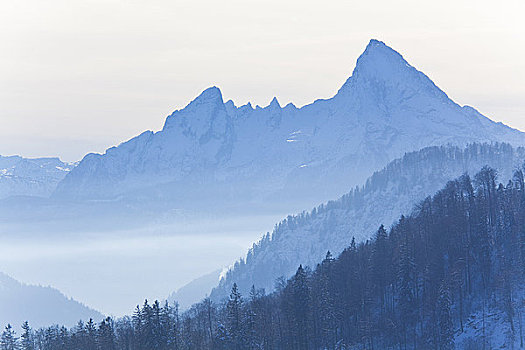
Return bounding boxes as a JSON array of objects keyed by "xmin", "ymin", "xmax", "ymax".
[
  {"xmin": 20, "ymin": 322, "xmax": 33, "ymax": 350},
  {"xmin": 0, "ymin": 324, "xmax": 19, "ymax": 350},
  {"xmin": 437, "ymin": 282, "xmax": 454, "ymax": 350},
  {"xmin": 226, "ymin": 283, "xmax": 244, "ymax": 350}
]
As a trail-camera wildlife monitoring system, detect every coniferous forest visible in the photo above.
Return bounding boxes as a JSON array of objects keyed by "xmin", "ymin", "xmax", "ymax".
[{"xmin": 2, "ymin": 166, "xmax": 525, "ymax": 349}]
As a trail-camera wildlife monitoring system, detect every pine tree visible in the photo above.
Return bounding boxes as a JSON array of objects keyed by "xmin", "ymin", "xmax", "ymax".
[
  {"xmin": 85, "ymin": 318, "xmax": 97, "ymax": 350},
  {"xmin": 73, "ymin": 320, "xmax": 88, "ymax": 349},
  {"xmin": 0, "ymin": 324, "xmax": 19, "ymax": 350},
  {"xmin": 213, "ymin": 324, "xmax": 229, "ymax": 350},
  {"xmin": 315, "ymin": 251, "xmax": 337, "ymax": 348},
  {"xmin": 372, "ymin": 225, "xmax": 389, "ymax": 311},
  {"xmin": 290, "ymin": 265, "xmax": 311, "ymax": 350},
  {"xmin": 151, "ymin": 300, "xmax": 162, "ymax": 350},
  {"xmin": 437, "ymin": 282, "xmax": 454, "ymax": 350},
  {"xmin": 245, "ymin": 286, "xmax": 259, "ymax": 350},
  {"xmin": 397, "ymin": 238, "xmax": 415, "ymax": 348},
  {"xmin": 98, "ymin": 317, "xmax": 116, "ymax": 350},
  {"xmin": 19, "ymin": 322, "xmax": 33, "ymax": 350},
  {"xmin": 226, "ymin": 283, "xmax": 244, "ymax": 350}
]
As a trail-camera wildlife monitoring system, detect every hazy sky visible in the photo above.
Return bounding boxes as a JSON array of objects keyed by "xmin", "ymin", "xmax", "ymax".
[{"xmin": 1, "ymin": 0, "xmax": 524, "ymax": 162}]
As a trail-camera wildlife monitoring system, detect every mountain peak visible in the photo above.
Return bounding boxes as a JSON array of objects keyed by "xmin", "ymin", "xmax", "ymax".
[
  {"xmin": 192, "ymin": 86, "xmax": 223, "ymax": 105},
  {"xmin": 162, "ymin": 86, "xmax": 225, "ymax": 130},
  {"xmin": 335, "ymin": 39, "xmax": 448, "ymax": 102},
  {"xmin": 363, "ymin": 38, "xmax": 405, "ymax": 60},
  {"xmin": 353, "ymin": 39, "xmax": 410, "ymax": 80},
  {"xmin": 363, "ymin": 39, "xmax": 396, "ymax": 55},
  {"xmin": 268, "ymin": 97, "xmax": 281, "ymax": 109}
]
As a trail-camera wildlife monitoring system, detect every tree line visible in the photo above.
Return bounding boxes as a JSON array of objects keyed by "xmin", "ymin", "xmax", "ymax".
[{"xmin": 2, "ymin": 166, "xmax": 525, "ymax": 349}]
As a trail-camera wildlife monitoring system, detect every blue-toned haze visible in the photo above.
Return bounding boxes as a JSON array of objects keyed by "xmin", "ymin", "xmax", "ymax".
[
  {"xmin": 1, "ymin": 0, "xmax": 525, "ymax": 334},
  {"xmin": 1, "ymin": 39, "xmax": 524, "ymax": 318}
]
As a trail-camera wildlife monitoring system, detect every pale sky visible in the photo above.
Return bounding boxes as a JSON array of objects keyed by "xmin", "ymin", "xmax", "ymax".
[{"xmin": 1, "ymin": 0, "xmax": 524, "ymax": 162}]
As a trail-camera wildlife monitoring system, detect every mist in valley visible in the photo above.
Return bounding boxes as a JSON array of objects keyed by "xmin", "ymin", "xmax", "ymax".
[{"xmin": 0, "ymin": 212, "xmax": 284, "ymax": 316}]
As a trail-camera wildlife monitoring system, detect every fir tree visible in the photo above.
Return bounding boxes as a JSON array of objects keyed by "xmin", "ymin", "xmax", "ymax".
[
  {"xmin": 20, "ymin": 322, "xmax": 33, "ymax": 350},
  {"xmin": 437, "ymin": 282, "xmax": 454, "ymax": 350},
  {"xmin": 98, "ymin": 317, "xmax": 116, "ymax": 350},
  {"xmin": 226, "ymin": 283, "xmax": 244, "ymax": 350},
  {"xmin": 0, "ymin": 324, "xmax": 19, "ymax": 350}
]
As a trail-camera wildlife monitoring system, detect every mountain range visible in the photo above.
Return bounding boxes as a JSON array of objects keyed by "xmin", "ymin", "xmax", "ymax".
[
  {"xmin": 51, "ymin": 40, "xmax": 524, "ymax": 215},
  {"xmin": 0, "ymin": 156, "xmax": 74, "ymax": 199}
]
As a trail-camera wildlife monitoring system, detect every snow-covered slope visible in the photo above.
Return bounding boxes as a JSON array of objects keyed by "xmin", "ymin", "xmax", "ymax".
[
  {"xmin": 0, "ymin": 272, "xmax": 102, "ymax": 329},
  {"xmin": 455, "ymin": 295, "xmax": 525, "ymax": 349},
  {"xmin": 211, "ymin": 143, "xmax": 525, "ymax": 300},
  {"xmin": 0, "ymin": 156, "xmax": 74, "ymax": 199},
  {"xmin": 53, "ymin": 40, "xmax": 525, "ymax": 210}
]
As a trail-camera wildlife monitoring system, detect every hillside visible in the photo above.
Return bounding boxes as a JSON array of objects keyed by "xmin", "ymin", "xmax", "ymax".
[
  {"xmin": 212, "ymin": 143, "xmax": 525, "ymax": 300},
  {"xmin": 0, "ymin": 272, "xmax": 103, "ymax": 330},
  {"xmin": 12, "ymin": 166, "xmax": 525, "ymax": 349}
]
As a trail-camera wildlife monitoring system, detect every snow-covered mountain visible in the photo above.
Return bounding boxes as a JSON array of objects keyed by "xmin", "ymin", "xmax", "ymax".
[
  {"xmin": 0, "ymin": 155, "xmax": 74, "ymax": 199},
  {"xmin": 52, "ymin": 40, "xmax": 525, "ymax": 211},
  {"xmin": 0, "ymin": 272, "xmax": 102, "ymax": 330},
  {"xmin": 211, "ymin": 143, "xmax": 525, "ymax": 300}
]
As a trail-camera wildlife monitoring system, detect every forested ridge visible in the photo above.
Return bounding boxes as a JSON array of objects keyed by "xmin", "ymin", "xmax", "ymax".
[
  {"xmin": 2, "ymin": 166, "xmax": 525, "ymax": 349},
  {"xmin": 212, "ymin": 142, "xmax": 525, "ymax": 301}
]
